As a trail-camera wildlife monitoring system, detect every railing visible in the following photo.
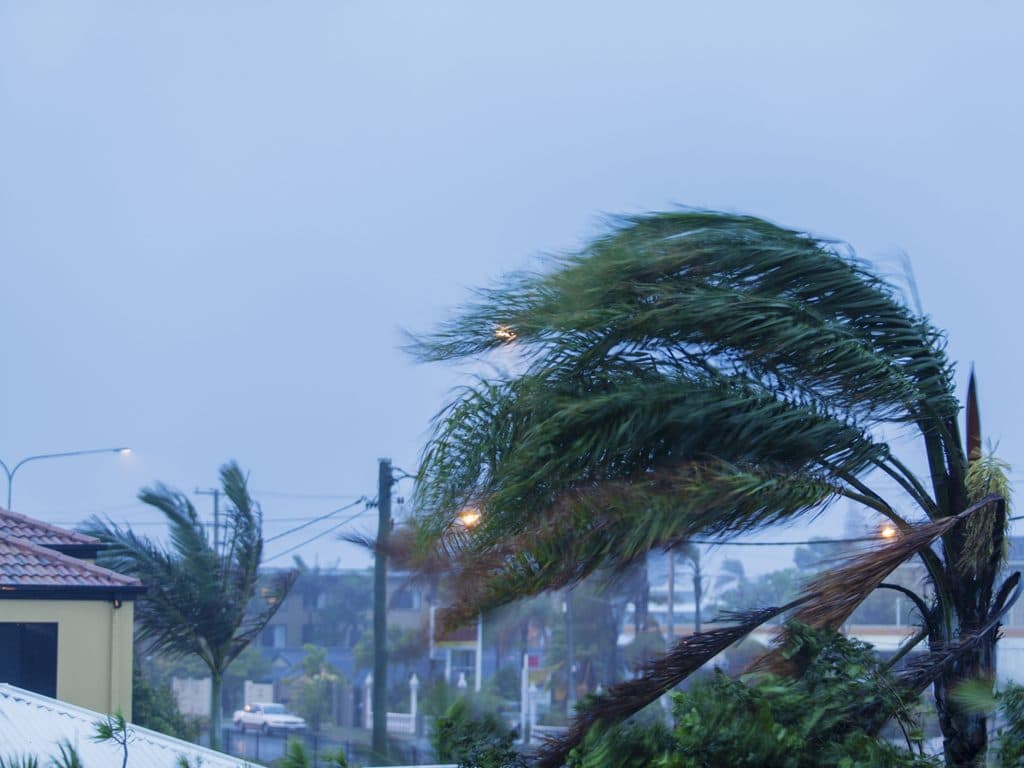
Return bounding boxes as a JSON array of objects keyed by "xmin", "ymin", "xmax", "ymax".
[{"xmin": 387, "ymin": 711, "xmax": 416, "ymax": 734}]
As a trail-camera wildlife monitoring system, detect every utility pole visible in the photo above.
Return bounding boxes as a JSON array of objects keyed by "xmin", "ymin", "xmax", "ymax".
[
  {"xmin": 195, "ymin": 487, "xmax": 221, "ymax": 554},
  {"xmin": 372, "ymin": 458, "xmax": 392, "ymax": 759},
  {"xmin": 565, "ymin": 588, "xmax": 576, "ymax": 710}
]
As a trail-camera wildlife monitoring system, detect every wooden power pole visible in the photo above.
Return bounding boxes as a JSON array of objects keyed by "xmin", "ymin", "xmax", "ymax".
[{"xmin": 372, "ymin": 458, "xmax": 392, "ymax": 758}]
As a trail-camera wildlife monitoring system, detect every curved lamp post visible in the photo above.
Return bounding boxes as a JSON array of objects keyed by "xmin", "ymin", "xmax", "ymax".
[{"xmin": 0, "ymin": 447, "xmax": 131, "ymax": 510}]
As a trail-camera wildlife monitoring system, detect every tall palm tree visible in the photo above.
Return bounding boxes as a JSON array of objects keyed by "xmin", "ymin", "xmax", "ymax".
[
  {"xmin": 408, "ymin": 211, "xmax": 1016, "ymax": 767},
  {"xmin": 85, "ymin": 462, "xmax": 296, "ymax": 750}
]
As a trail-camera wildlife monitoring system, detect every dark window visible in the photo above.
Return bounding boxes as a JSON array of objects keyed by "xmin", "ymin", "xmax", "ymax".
[
  {"xmin": 0, "ymin": 623, "xmax": 58, "ymax": 697},
  {"xmin": 301, "ymin": 623, "xmax": 314, "ymax": 644}
]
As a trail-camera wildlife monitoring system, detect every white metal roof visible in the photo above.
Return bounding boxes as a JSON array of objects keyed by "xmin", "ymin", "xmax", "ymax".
[{"xmin": 0, "ymin": 684, "xmax": 252, "ymax": 767}]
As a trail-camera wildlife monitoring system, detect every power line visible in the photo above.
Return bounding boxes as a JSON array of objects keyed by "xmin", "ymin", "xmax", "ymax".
[
  {"xmin": 264, "ymin": 496, "xmax": 369, "ymax": 544},
  {"xmin": 264, "ymin": 506, "xmax": 372, "ymax": 564},
  {"xmin": 252, "ymin": 490, "xmax": 367, "ymax": 500},
  {"xmin": 45, "ymin": 509, "xmax": 378, "ymax": 528}
]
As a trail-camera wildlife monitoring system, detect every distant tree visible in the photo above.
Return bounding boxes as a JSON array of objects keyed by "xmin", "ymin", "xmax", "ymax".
[
  {"xmin": 84, "ymin": 462, "xmax": 296, "ymax": 750},
  {"xmin": 354, "ymin": 626, "xmax": 427, "ymax": 672},
  {"xmin": 132, "ymin": 666, "xmax": 199, "ymax": 742},
  {"xmin": 291, "ymin": 644, "xmax": 342, "ymax": 736},
  {"xmin": 290, "ymin": 559, "xmax": 373, "ymax": 648}
]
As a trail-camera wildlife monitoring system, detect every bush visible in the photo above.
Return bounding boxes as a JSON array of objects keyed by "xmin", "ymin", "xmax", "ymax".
[
  {"xmin": 569, "ymin": 623, "xmax": 941, "ymax": 768},
  {"xmin": 431, "ymin": 696, "xmax": 525, "ymax": 768}
]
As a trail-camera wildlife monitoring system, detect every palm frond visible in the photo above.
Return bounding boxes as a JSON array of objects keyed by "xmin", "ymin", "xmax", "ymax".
[
  {"xmin": 535, "ymin": 601, "xmax": 807, "ymax": 768},
  {"xmin": 423, "ymin": 462, "xmax": 837, "ymax": 629},
  {"xmin": 413, "ymin": 211, "xmax": 956, "ymax": 425},
  {"xmin": 757, "ymin": 496, "xmax": 1002, "ymax": 675},
  {"xmin": 895, "ymin": 572, "xmax": 1021, "ymax": 696}
]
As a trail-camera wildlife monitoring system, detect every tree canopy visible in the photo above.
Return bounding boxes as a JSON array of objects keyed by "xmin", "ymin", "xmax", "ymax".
[
  {"xmin": 408, "ymin": 211, "xmax": 1017, "ymax": 767},
  {"xmin": 85, "ymin": 461, "xmax": 295, "ymax": 750}
]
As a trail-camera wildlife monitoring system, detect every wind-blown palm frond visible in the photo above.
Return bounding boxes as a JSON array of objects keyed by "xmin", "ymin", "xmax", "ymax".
[
  {"xmin": 535, "ymin": 601, "xmax": 808, "ymax": 768},
  {"xmin": 894, "ymin": 572, "xmax": 1021, "ymax": 700},
  {"xmin": 410, "ymin": 210, "xmax": 1008, "ymax": 766}
]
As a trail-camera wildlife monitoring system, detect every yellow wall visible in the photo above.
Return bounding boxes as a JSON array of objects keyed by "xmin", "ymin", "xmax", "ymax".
[{"xmin": 0, "ymin": 599, "xmax": 134, "ymax": 719}]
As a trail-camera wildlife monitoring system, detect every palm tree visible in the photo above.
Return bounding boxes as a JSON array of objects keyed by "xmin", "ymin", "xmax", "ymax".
[
  {"xmin": 408, "ymin": 211, "xmax": 1016, "ymax": 767},
  {"xmin": 85, "ymin": 462, "xmax": 296, "ymax": 750}
]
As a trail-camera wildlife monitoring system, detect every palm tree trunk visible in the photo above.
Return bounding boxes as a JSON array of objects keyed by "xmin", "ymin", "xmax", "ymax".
[
  {"xmin": 209, "ymin": 671, "xmax": 223, "ymax": 751},
  {"xmin": 936, "ymin": 639, "xmax": 994, "ymax": 768}
]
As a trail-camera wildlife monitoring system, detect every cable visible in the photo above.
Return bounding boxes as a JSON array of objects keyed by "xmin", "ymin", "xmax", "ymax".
[
  {"xmin": 264, "ymin": 497, "xmax": 368, "ymax": 544},
  {"xmin": 264, "ymin": 506, "xmax": 371, "ymax": 564},
  {"xmin": 252, "ymin": 490, "xmax": 367, "ymax": 501}
]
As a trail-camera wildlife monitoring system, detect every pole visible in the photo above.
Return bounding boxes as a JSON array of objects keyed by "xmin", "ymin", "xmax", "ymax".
[
  {"xmin": 372, "ymin": 458, "xmax": 392, "ymax": 759},
  {"xmin": 565, "ymin": 589, "xmax": 576, "ymax": 710},
  {"xmin": 195, "ymin": 488, "xmax": 221, "ymax": 554},
  {"xmin": 475, "ymin": 611, "xmax": 483, "ymax": 693},
  {"xmin": 0, "ymin": 447, "xmax": 129, "ymax": 510},
  {"xmin": 667, "ymin": 551, "xmax": 675, "ymax": 645}
]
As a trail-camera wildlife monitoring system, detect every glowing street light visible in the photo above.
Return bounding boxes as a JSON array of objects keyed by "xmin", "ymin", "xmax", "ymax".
[
  {"xmin": 880, "ymin": 523, "xmax": 898, "ymax": 540},
  {"xmin": 0, "ymin": 447, "xmax": 131, "ymax": 510},
  {"xmin": 458, "ymin": 507, "xmax": 482, "ymax": 528},
  {"xmin": 494, "ymin": 324, "xmax": 517, "ymax": 343}
]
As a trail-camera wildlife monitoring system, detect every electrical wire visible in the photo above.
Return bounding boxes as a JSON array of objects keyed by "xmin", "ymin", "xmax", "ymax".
[
  {"xmin": 264, "ymin": 496, "xmax": 369, "ymax": 544},
  {"xmin": 264, "ymin": 505, "xmax": 371, "ymax": 564}
]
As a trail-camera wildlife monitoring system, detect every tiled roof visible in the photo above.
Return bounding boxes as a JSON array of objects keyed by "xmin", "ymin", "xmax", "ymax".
[
  {"xmin": 0, "ymin": 533, "xmax": 141, "ymax": 592},
  {"xmin": 0, "ymin": 684, "xmax": 250, "ymax": 768},
  {"xmin": 0, "ymin": 506, "xmax": 100, "ymax": 551}
]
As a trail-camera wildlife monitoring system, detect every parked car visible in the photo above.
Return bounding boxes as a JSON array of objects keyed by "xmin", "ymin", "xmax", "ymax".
[{"xmin": 232, "ymin": 702, "xmax": 307, "ymax": 734}]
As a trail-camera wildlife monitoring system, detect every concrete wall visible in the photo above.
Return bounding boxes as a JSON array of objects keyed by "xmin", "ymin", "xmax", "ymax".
[{"xmin": 0, "ymin": 598, "xmax": 134, "ymax": 719}]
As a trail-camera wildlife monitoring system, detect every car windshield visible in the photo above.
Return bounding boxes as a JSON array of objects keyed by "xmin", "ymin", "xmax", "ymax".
[{"xmin": 263, "ymin": 704, "xmax": 286, "ymax": 714}]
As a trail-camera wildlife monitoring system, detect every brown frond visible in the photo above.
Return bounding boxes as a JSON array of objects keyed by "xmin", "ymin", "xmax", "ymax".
[
  {"xmin": 757, "ymin": 495, "xmax": 1001, "ymax": 674},
  {"xmin": 535, "ymin": 601, "xmax": 808, "ymax": 768},
  {"xmin": 896, "ymin": 573, "xmax": 1021, "ymax": 695}
]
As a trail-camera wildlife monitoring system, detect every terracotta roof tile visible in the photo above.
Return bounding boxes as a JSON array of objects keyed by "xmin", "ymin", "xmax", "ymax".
[
  {"xmin": 0, "ymin": 507, "xmax": 100, "ymax": 549},
  {"xmin": 0, "ymin": 534, "xmax": 141, "ymax": 590}
]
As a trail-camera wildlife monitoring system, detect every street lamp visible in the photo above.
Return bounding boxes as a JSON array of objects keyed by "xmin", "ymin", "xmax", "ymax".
[{"xmin": 0, "ymin": 447, "xmax": 131, "ymax": 510}]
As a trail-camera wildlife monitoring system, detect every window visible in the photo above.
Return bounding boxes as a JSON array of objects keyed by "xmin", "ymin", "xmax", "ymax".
[
  {"xmin": 390, "ymin": 588, "xmax": 421, "ymax": 611},
  {"xmin": 261, "ymin": 624, "xmax": 287, "ymax": 649},
  {"xmin": 0, "ymin": 623, "xmax": 58, "ymax": 697}
]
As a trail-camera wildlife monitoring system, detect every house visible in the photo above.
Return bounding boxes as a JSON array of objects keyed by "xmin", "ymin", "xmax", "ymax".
[
  {"xmin": 0, "ymin": 683, "xmax": 248, "ymax": 767},
  {"xmin": 0, "ymin": 507, "xmax": 143, "ymax": 718}
]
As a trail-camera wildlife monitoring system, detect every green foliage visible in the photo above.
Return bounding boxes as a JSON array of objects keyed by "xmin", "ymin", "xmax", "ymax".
[
  {"xmin": 48, "ymin": 741, "xmax": 83, "ymax": 768},
  {"xmin": 83, "ymin": 462, "xmax": 297, "ymax": 749},
  {"xmin": 92, "ymin": 711, "xmax": 131, "ymax": 768},
  {"xmin": 353, "ymin": 625, "xmax": 427, "ymax": 671},
  {"xmin": 996, "ymin": 683, "xmax": 1024, "ymax": 767},
  {"xmin": 132, "ymin": 665, "xmax": 199, "ymax": 742},
  {"xmin": 431, "ymin": 696, "xmax": 524, "ymax": 768},
  {"xmin": 572, "ymin": 625, "xmax": 939, "ymax": 768},
  {"xmin": 567, "ymin": 711, "xmax": 673, "ymax": 768},
  {"xmin": 290, "ymin": 644, "xmax": 342, "ymax": 734},
  {"xmin": 279, "ymin": 738, "xmax": 311, "ymax": 768},
  {"xmin": 410, "ymin": 209, "xmax": 1016, "ymax": 765},
  {"xmin": 290, "ymin": 560, "xmax": 373, "ymax": 648},
  {"xmin": 716, "ymin": 567, "xmax": 799, "ymax": 615},
  {"xmin": 957, "ymin": 681, "xmax": 1024, "ymax": 768},
  {"xmin": 318, "ymin": 748, "xmax": 349, "ymax": 768},
  {"xmin": 0, "ymin": 756, "xmax": 40, "ymax": 768}
]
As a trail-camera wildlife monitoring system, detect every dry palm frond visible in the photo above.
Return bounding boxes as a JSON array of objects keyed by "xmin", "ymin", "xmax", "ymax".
[
  {"xmin": 534, "ymin": 601, "xmax": 808, "ymax": 768},
  {"xmin": 896, "ymin": 572, "xmax": 1021, "ymax": 696},
  {"xmin": 757, "ymin": 495, "xmax": 1001, "ymax": 674}
]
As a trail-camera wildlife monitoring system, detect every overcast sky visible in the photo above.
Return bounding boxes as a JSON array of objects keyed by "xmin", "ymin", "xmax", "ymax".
[{"xmin": 1, "ymin": 2, "xmax": 1021, "ymax": 580}]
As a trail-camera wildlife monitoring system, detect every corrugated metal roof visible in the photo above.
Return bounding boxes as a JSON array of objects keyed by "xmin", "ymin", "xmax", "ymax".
[
  {"xmin": 0, "ymin": 508, "xmax": 100, "ymax": 549},
  {"xmin": 0, "ymin": 534, "xmax": 141, "ymax": 589},
  {"xmin": 0, "ymin": 684, "xmax": 251, "ymax": 767}
]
